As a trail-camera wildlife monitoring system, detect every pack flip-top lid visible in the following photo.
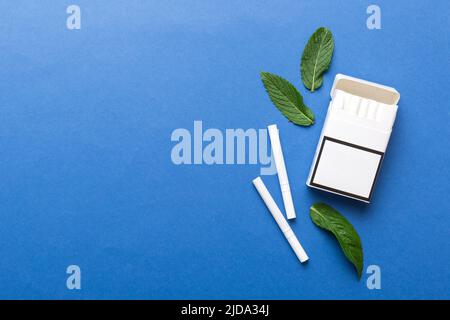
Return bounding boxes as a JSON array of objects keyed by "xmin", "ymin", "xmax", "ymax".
[{"xmin": 331, "ymin": 74, "xmax": 400, "ymax": 106}]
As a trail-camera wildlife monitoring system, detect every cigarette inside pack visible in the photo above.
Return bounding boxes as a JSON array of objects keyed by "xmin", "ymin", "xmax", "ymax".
[{"xmin": 307, "ymin": 74, "xmax": 400, "ymax": 203}]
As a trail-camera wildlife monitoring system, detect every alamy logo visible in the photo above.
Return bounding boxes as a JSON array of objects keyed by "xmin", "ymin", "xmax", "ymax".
[
  {"xmin": 66, "ymin": 265, "xmax": 81, "ymax": 290},
  {"xmin": 171, "ymin": 121, "xmax": 276, "ymax": 175},
  {"xmin": 366, "ymin": 5, "xmax": 381, "ymax": 30},
  {"xmin": 66, "ymin": 5, "xmax": 81, "ymax": 30},
  {"xmin": 366, "ymin": 265, "xmax": 381, "ymax": 289}
]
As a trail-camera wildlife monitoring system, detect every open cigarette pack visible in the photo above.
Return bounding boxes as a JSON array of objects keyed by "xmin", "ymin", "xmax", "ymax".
[{"xmin": 307, "ymin": 74, "xmax": 400, "ymax": 203}]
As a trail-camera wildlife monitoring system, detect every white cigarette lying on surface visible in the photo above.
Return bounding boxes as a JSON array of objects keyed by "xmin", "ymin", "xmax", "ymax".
[
  {"xmin": 252, "ymin": 177, "xmax": 309, "ymax": 263},
  {"xmin": 268, "ymin": 124, "xmax": 296, "ymax": 220}
]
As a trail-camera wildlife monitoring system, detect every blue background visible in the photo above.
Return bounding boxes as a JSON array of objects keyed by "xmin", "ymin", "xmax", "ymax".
[{"xmin": 0, "ymin": 0, "xmax": 448, "ymax": 299}]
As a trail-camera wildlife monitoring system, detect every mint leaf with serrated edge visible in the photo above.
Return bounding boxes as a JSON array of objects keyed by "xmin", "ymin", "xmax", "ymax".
[
  {"xmin": 301, "ymin": 27, "xmax": 334, "ymax": 92},
  {"xmin": 260, "ymin": 72, "xmax": 314, "ymax": 126},
  {"xmin": 310, "ymin": 203, "xmax": 364, "ymax": 279}
]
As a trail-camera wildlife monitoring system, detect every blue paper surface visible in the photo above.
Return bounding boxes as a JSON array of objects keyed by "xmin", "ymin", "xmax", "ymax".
[{"xmin": 0, "ymin": 0, "xmax": 448, "ymax": 299}]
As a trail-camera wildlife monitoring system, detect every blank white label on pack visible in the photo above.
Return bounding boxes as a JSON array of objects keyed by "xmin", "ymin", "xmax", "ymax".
[{"xmin": 310, "ymin": 137, "xmax": 383, "ymax": 200}]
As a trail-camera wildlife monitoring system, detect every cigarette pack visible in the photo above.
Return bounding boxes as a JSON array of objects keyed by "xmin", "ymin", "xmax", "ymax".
[{"xmin": 307, "ymin": 74, "xmax": 400, "ymax": 203}]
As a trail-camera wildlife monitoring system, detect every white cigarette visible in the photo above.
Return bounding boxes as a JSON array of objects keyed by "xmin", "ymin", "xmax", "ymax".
[
  {"xmin": 268, "ymin": 124, "xmax": 296, "ymax": 220},
  {"xmin": 358, "ymin": 98, "xmax": 369, "ymax": 118},
  {"xmin": 332, "ymin": 89, "xmax": 345, "ymax": 109},
  {"xmin": 375, "ymin": 102, "xmax": 397, "ymax": 129},
  {"xmin": 252, "ymin": 177, "xmax": 309, "ymax": 263},
  {"xmin": 367, "ymin": 99, "xmax": 378, "ymax": 120},
  {"xmin": 346, "ymin": 95, "xmax": 361, "ymax": 115}
]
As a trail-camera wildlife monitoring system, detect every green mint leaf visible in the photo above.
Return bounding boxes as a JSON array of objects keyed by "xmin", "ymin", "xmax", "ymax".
[
  {"xmin": 310, "ymin": 203, "xmax": 363, "ymax": 279},
  {"xmin": 301, "ymin": 27, "xmax": 334, "ymax": 92},
  {"xmin": 260, "ymin": 72, "xmax": 314, "ymax": 126}
]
